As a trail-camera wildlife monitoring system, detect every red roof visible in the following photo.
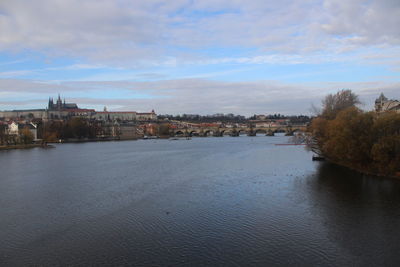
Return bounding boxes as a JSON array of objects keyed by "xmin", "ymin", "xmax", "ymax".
[
  {"xmin": 96, "ymin": 111, "xmax": 136, "ymax": 114},
  {"xmin": 67, "ymin": 109, "xmax": 95, "ymax": 112}
]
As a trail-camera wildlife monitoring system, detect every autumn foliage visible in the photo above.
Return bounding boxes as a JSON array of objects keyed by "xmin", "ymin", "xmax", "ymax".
[
  {"xmin": 20, "ymin": 127, "xmax": 34, "ymax": 144},
  {"xmin": 42, "ymin": 118, "xmax": 97, "ymax": 141},
  {"xmin": 309, "ymin": 90, "xmax": 400, "ymax": 177}
]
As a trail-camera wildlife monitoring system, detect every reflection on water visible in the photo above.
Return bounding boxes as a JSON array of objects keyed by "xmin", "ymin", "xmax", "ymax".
[
  {"xmin": 307, "ymin": 163, "xmax": 400, "ymax": 266},
  {"xmin": 1, "ymin": 137, "xmax": 400, "ymax": 266}
]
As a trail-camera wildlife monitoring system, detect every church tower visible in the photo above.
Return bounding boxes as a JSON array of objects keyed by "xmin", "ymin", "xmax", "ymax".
[
  {"xmin": 48, "ymin": 97, "xmax": 54, "ymax": 110},
  {"xmin": 375, "ymin": 93, "xmax": 388, "ymax": 112},
  {"xmin": 56, "ymin": 94, "xmax": 62, "ymax": 110}
]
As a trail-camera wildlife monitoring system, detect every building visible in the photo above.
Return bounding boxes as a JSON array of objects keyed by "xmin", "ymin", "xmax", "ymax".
[
  {"xmin": 136, "ymin": 110, "xmax": 157, "ymax": 121},
  {"xmin": 48, "ymin": 95, "xmax": 78, "ymax": 111},
  {"xmin": 375, "ymin": 93, "xmax": 400, "ymax": 113},
  {"xmin": 93, "ymin": 111, "xmax": 137, "ymax": 121},
  {"xmin": 6, "ymin": 121, "xmax": 38, "ymax": 141},
  {"xmin": 0, "ymin": 95, "xmax": 93, "ymax": 121},
  {"xmin": 7, "ymin": 121, "xmax": 19, "ymax": 135},
  {"xmin": 119, "ymin": 123, "xmax": 140, "ymax": 140},
  {"xmin": 255, "ymin": 115, "xmax": 267, "ymax": 121},
  {"xmin": 46, "ymin": 95, "xmax": 96, "ymax": 120},
  {"xmin": 92, "ymin": 110, "xmax": 157, "ymax": 122},
  {"xmin": 0, "ymin": 96, "xmax": 157, "ymax": 122},
  {"xmin": 0, "ymin": 109, "xmax": 48, "ymax": 120}
]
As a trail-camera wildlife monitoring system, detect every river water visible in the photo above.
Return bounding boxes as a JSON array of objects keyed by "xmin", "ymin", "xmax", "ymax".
[{"xmin": 1, "ymin": 136, "xmax": 400, "ymax": 266}]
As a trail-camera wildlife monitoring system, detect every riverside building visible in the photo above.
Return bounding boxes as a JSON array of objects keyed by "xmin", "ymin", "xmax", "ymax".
[
  {"xmin": 0, "ymin": 95, "xmax": 157, "ymax": 122},
  {"xmin": 375, "ymin": 93, "xmax": 400, "ymax": 113}
]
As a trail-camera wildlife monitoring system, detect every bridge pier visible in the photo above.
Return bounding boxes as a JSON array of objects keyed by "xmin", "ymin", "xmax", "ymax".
[{"xmin": 213, "ymin": 130, "xmax": 222, "ymax": 137}]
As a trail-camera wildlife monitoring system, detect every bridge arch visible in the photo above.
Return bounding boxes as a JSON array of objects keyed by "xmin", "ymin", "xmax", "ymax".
[
  {"xmin": 221, "ymin": 130, "xmax": 232, "ymax": 136},
  {"xmin": 291, "ymin": 128, "xmax": 304, "ymax": 134},
  {"xmin": 273, "ymin": 128, "xmax": 286, "ymax": 133},
  {"xmin": 189, "ymin": 130, "xmax": 199, "ymax": 137},
  {"xmin": 237, "ymin": 129, "xmax": 247, "ymax": 136},
  {"xmin": 255, "ymin": 129, "xmax": 267, "ymax": 135},
  {"xmin": 284, "ymin": 128, "xmax": 305, "ymax": 136},
  {"xmin": 175, "ymin": 130, "xmax": 185, "ymax": 136},
  {"xmin": 204, "ymin": 130, "xmax": 214, "ymax": 137}
]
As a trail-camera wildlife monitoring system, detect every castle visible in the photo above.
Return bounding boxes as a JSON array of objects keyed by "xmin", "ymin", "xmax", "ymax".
[
  {"xmin": 48, "ymin": 95, "xmax": 78, "ymax": 111},
  {"xmin": 0, "ymin": 96, "xmax": 157, "ymax": 122},
  {"xmin": 375, "ymin": 93, "xmax": 400, "ymax": 113}
]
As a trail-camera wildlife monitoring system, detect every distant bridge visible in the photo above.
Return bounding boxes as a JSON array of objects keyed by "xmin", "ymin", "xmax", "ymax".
[{"xmin": 172, "ymin": 125, "xmax": 307, "ymax": 137}]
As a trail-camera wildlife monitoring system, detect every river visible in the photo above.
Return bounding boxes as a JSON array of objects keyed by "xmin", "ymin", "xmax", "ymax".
[{"xmin": 1, "ymin": 136, "xmax": 400, "ymax": 266}]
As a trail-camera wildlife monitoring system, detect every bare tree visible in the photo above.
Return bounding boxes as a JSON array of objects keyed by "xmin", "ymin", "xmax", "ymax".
[{"xmin": 321, "ymin": 89, "xmax": 360, "ymax": 119}]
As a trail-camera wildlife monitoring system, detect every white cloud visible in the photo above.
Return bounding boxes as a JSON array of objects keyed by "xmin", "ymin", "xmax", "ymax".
[
  {"xmin": 321, "ymin": 0, "xmax": 400, "ymax": 46},
  {"xmin": 0, "ymin": 70, "xmax": 34, "ymax": 78},
  {"xmin": 0, "ymin": 1, "xmax": 399, "ymax": 115},
  {"xmin": 0, "ymin": 0, "xmax": 399, "ymax": 66},
  {"xmin": 1, "ymin": 78, "xmax": 399, "ymax": 115},
  {"xmin": 46, "ymin": 64, "xmax": 112, "ymax": 71}
]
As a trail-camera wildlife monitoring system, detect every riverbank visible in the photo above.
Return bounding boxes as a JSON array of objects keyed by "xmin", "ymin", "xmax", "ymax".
[
  {"xmin": 47, "ymin": 137, "xmax": 138, "ymax": 143},
  {"xmin": 0, "ymin": 144, "xmax": 54, "ymax": 151},
  {"xmin": 317, "ymin": 155, "xmax": 400, "ymax": 179}
]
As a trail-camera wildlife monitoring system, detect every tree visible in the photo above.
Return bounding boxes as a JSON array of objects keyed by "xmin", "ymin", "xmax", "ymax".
[
  {"xmin": 370, "ymin": 112, "xmax": 400, "ymax": 176},
  {"xmin": 43, "ymin": 121, "xmax": 63, "ymax": 142},
  {"xmin": 0, "ymin": 124, "xmax": 7, "ymax": 145},
  {"xmin": 20, "ymin": 127, "xmax": 34, "ymax": 144},
  {"xmin": 321, "ymin": 89, "xmax": 360, "ymax": 119},
  {"xmin": 157, "ymin": 123, "xmax": 171, "ymax": 136},
  {"xmin": 308, "ymin": 90, "xmax": 400, "ymax": 177},
  {"xmin": 321, "ymin": 107, "xmax": 374, "ymax": 169},
  {"xmin": 64, "ymin": 118, "xmax": 90, "ymax": 139}
]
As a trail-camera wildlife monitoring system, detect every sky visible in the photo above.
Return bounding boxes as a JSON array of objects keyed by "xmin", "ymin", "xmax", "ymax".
[{"xmin": 0, "ymin": 0, "xmax": 399, "ymax": 116}]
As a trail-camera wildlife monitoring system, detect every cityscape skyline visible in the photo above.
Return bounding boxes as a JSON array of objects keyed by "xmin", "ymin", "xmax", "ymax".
[{"xmin": 0, "ymin": 0, "xmax": 399, "ymax": 115}]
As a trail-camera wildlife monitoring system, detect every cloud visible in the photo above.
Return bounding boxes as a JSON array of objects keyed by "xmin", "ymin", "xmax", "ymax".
[
  {"xmin": 0, "ymin": 1, "xmax": 398, "ymax": 115},
  {"xmin": 0, "ymin": 70, "xmax": 34, "ymax": 78},
  {"xmin": 321, "ymin": 0, "xmax": 400, "ymax": 46},
  {"xmin": 0, "ymin": 0, "xmax": 399, "ymax": 66},
  {"xmin": 0, "ymin": 0, "xmax": 167, "ymax": 64},
  {"xmin": 1, "ymin": 78, "xmax": 399, "ymax": 115},
  {"xmin": 0, "ymin": 59, "xmax": 27, "ymax": 66},
  {"xmin": 46, "ymin": 64, "xmax": 112, "ymax": 71}
]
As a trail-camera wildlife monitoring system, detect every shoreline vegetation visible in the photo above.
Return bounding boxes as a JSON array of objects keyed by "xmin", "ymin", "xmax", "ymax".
[{"xmin": 307, "ymin": 90, "xmax": 400, "ymax": 178}]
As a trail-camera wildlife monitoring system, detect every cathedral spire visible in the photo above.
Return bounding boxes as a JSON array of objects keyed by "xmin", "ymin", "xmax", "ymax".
[{"xmin": 48, "ymin": 97, "xmax": 54, "ymax": 110}]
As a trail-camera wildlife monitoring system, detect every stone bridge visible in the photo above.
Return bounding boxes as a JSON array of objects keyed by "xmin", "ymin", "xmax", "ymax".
[{"xmin": 172, "ymin": 125, "xmax": 307, "ymax": 137}]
